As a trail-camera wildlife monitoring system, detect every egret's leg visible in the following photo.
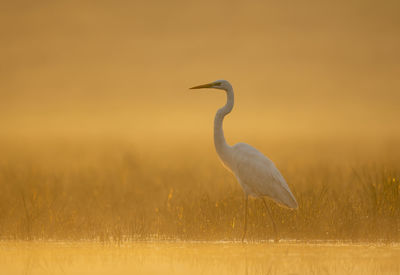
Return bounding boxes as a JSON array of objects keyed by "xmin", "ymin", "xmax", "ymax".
[
  {"xmin": 262, "ymin": 198, "xmax": 278, "ymax": 243},
  {"xmin": 241, "ymin": 194, "xmax": 248, "ymax": 242}
]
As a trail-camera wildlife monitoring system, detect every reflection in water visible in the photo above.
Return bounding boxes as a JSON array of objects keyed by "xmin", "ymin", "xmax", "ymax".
[{"xmin": 0, "ymin": 242, "xmax": 399, "ymax": 275}]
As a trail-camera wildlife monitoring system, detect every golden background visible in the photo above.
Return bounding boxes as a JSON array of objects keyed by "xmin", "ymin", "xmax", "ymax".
[
  {"xmin": 0, "ymin": 0, "xmax": 399, "ymax": 247},
  {"xmin": 2, "ymin": 0, "xmax": 399, "ymax": 145}
]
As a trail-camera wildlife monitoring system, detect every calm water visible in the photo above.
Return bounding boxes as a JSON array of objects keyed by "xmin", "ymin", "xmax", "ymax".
[{"xmin": 0, "ymin": 241, "xmax": 399, "ymax": 275}]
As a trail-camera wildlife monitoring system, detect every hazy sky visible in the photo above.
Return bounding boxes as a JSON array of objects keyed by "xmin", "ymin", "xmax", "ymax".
[{"xmin": 1, "ymin": 0, "xmax": 399, "ymax": 142}]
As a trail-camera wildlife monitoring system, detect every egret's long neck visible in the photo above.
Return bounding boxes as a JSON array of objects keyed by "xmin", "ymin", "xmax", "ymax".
[{"xmin": 214, "ymin": 87, "xmax": 234, "ymax": 163}]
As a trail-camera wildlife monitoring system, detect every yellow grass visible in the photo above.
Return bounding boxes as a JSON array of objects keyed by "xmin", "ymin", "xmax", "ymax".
[{"xmin": 0, "ymin": 138, "xmax": 399, "ymax": 242}]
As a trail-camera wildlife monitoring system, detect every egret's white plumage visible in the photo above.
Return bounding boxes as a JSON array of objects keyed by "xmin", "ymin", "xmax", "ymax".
[
  {"xmin": 190, "ymin": 79, "xmax": 297, "ymax": 241},
  {"xmin": 230, "ymin": 142, "xmax": 297, "ymax": 208}
]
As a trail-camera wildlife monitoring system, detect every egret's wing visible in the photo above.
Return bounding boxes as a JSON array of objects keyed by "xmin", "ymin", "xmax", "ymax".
[{"xmin": 231, "ymin": 143, "xmax": 298, "ymax": 209}]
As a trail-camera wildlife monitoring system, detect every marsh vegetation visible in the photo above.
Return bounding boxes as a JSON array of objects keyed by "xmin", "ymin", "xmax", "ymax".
[{"xmin": 0, "ymin": 138, "xmax": 399, "ymax": 242}]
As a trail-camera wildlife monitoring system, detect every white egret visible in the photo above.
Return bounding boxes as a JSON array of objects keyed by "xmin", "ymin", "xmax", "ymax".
[{"xmin": 190, "ymin": 80, "xmax": 298, "ymax": 242}]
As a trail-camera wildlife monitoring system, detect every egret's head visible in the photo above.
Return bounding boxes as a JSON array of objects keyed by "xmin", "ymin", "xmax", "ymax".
[{"xmin": 190, "ymin": 80, "xmax": 232, "ymax": 91}]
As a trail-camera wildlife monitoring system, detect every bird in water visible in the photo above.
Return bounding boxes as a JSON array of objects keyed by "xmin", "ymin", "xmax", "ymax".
[{"xmin": 190, "ymin": 80, "xmax": 298, "ymax": 242}]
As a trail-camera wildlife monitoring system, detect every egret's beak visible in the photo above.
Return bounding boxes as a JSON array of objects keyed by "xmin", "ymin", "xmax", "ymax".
[{"xmin": 190, "ymin": 82, "xmax": 214, "ymax": 89}]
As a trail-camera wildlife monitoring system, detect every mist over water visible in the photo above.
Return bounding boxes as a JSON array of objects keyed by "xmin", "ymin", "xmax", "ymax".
[{"xmin": 1, "ymin": 1, "xmax": 400, "ymax": 274}]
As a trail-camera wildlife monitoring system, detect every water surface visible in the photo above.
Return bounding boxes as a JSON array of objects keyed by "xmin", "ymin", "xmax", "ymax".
[{"xmin": 0, "ymin": 241, "xmax": 399, "ymax": 275}]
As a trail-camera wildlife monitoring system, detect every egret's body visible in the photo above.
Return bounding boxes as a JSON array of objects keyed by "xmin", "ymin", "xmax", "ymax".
[{"xmin": 190, "ymin": 80, "xmax": 297, "ymax": 242}]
